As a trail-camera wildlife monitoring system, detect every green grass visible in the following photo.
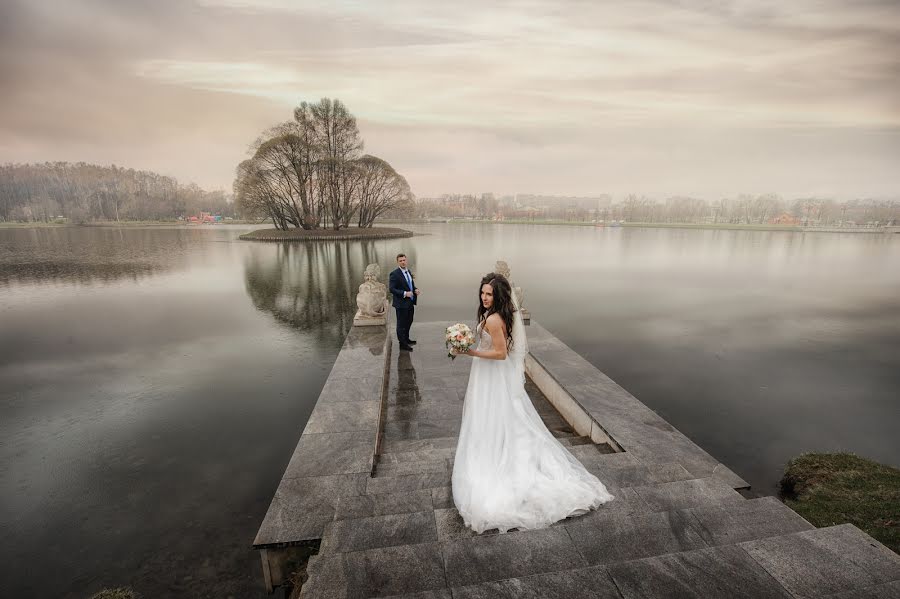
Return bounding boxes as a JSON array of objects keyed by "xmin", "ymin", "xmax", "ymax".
[
  {"xmin": 88, "ymin": 588, "xmax": 137, "ymax": 599},
  {"xmin": 780, "ymin": 452, "xmax": 900, "ymax": 554}
]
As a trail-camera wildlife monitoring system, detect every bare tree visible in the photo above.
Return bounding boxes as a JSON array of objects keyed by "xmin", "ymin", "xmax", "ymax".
[
  {"xmin": 353, "ymin": 155, "xmax": 412, "ymax": 227},
  {"xmin": 309, "ymin": 98, "xmax": 363, "ymax": 229}
]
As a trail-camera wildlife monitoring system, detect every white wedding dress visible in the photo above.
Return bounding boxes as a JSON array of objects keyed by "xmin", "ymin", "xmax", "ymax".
[{"xmin": 451, "ymin": 309, "xmax": 614, "ymax": 533}]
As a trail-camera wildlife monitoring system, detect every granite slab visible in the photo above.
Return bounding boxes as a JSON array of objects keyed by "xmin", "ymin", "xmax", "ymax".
[
  {"xmin": 564, "ymin": 508, "xmax": 709, "ymax": 566},
  {"xmin": 630, "ymin": 477, "xmax": 744, "ymax": 513},
  {"xmin": 442, "ymin": 527, "xmax": 586, "ymax": 588},
  {"xmin": 450, "ymin": 565, "xmax": 623, "ymax": 598},
  {"xmin": 741, "ymin": 524, "xmax": 900, "ymax": 598},
  {"xmin": 320, "ymin": 510, "xmax": 438, "ymax": 554},
  {"xmin": 607, "ymin": 544, "xmax": 792, "ymax": 599},
  {"xmin": 333, "ymin": 489, "xmax": 434, "ymax": 521},
  {"xmin": 366, "ymin": 470, "xmax": 452, "ymax": 495},
  {"xmin": 380, "ymin": 436, "xmax": 458, "ymax": 455},
  {"xmin": 302, "ymin": 541, "xmax": 447, "ymax": 598},
  {"xmin": 816, "ymin": 581, "xmax": 900, "ymax": 599},
  {"xmin": 254, "ymin": 473, "xmax": 368, "ymax": 546},
  {"xmin": 282, "ymin": 431, "xmax": 375, "ymax": 478},
  {"xmin": 685, "ymin": 496, "xmax": 813, "ymax": 546},
  {"xmin": 304, "ymin": 400, "xmax": 381, "ymax": 434},
  {"xmin": 375, "ymin": 459, "xmax": 450, "ymax": 478}
]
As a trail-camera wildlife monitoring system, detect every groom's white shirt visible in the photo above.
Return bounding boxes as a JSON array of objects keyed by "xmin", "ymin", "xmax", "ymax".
[{"xmin": 400, "ymin": 267, "xmax": 413, "ymax": 297}]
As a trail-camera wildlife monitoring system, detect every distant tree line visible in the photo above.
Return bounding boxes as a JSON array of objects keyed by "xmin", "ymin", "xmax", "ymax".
[
  {"xmin": 416, "ymin": 192, "xmax": 899, "ymax": 226},
  {"xmin": 234, "ymin": 98, "xmax": 413, "ymax": 230},
  {"xmin": 0, "ymin": 162, "xmax": 232, "ymax": 223},
  {"xmin": 610, "ymin": 194, "xmax": 898, "ymax": 226}
]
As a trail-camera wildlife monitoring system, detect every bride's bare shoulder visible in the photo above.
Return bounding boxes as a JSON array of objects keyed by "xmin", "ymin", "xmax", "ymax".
[{"xmin": 485, "ymin": 313, "xmax": 506, "ymax": 333}]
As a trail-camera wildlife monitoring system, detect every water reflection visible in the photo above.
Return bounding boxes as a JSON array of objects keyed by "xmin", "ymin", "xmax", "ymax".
[
  {"xmin": 0, "ymin": 227, "xmax": 190, "ymax": 285},
  {"xmin": 242, "ymin": 240, "xmax": 419, "ymax": 340},
  {"xmin": 0, "ymin": 223, "xmax": 896, "ymax": 599}
]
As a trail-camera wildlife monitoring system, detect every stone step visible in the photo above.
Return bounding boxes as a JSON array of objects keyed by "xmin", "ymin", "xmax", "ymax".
[
  {"xmin": 604, "ymin": 544, "xmax": 794, "ymax": 598},
  {"xmin": 319, "ymin": 510, "xmax": 438, "ymax": 555},
  {"xmin": 301, "ymin": 541, "xmax": 447, "ymax": 598},
  {"xmin": 448, "ymin": 564, "xmax": 625, "ymax": 598},
  {"xmin": 374, "ymin": 459, "xmax": 450, "ymax": 478},
  {"xmin": 448, "ymin": 529, "xmax": 806, "ymax": 598},
  {"xmin": 685, "ymin": 495, "xmax": 814, "ymax": 546},
  {"xmin": 378, "ymin": 446, "xmax": 456, "ymax": 464},
  {"xmin": 549, "ymin": 427, "xmax": 577, "ymax": 438},
  {"xmin": 557, "ymin": 435, "xmax": 594, "ymax": 447},
  {"xmin": 584, "ymin": 460, "xmax": 697, "ymax": 488},
  {"xmin": 623, "ymin": 475, "xmax": 746, "ymax": 515},
  {"xmin": 442, "ymin": 526, "xmax": 588, "ymax": 589},
  {"xmin": 366, "ymin": 470, "xmax": 453, "ymax": 495},
  {"xmin": 563, "ymin": 496, "xmax": 813, "ymax": 568},
  {"xmin": 739, "ymin": 523, "xmax": 900, "ymax": 598},
  {"xmin": 379, "ymin": 436, "xmax": 458, "ymax": 455},
  {"xmin": 333, "ymin": 488, "xmax": 434, "ymax": 521},
  {"xmin": 303, "ymin": 496, "xmax": 825, "ymax": 597}
]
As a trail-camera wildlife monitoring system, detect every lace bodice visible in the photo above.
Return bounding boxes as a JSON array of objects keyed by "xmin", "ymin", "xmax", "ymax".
[{"xmin": 476, "ymin": 325, "xmax": 493, "ymax": 351}]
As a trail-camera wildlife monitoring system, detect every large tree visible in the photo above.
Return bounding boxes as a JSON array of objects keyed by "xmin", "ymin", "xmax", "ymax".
[{"xmin": 235, "ymin": 97, "xmax": 408, "ymax": 230}]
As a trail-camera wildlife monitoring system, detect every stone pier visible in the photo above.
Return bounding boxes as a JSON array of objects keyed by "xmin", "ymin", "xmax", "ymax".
[{"xmin": 253, "ymin": 319, "xmax": 900, "ymax": 598}]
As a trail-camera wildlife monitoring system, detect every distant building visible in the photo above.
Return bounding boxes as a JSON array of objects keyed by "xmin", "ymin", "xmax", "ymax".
[{"xmin": 770, "ymin": 213, "xmax": 800, "ymax": 225}]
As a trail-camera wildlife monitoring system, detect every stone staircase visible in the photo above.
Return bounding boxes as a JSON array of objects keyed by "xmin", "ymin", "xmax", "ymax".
[
  {"xmin": 258, "ymin": 322, "xmax": 900, "ymax": 598},
  {"xmin": 304, "ymin": 451, "xmax": 899, "ymax": 597},
  {"xmin": 303, "ymin": 450, "xmax": 899, "ymax": 597},
  {"xmin": 299, "ymin": 331, "xmax": 899, "ymax": 597}
]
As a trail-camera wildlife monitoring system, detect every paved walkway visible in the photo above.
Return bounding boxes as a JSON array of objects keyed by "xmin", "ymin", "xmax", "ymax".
[{"xmin": 257, "ymin": 322, "xmax": 900, "ymax": 598}]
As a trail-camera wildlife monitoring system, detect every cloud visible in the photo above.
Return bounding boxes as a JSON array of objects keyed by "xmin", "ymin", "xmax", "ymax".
[{"xmin": 1, "ymin": 0, "xmax": 898, "ymax": 197}]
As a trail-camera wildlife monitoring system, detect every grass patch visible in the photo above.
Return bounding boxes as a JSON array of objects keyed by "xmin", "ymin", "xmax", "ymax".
[
  {"xmin": 88, "ymin": 588, "xmax": 138, "ymax": 599},
  {"xmin": 780, "ymin": 452, "xmax": 899, "ymax": 554}
]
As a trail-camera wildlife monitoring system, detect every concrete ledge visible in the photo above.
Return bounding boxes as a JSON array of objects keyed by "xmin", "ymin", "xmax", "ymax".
[
  {"xmin": 253, "ymin": 322, "xmax": 390, "ymax": 591},
  {"xmin": 525, "ymin": 321, "xmax": 749, "ymax": 490},
  {"xmin": 525, "ymin": 354, "xmax": 621, "ymax": 450}
]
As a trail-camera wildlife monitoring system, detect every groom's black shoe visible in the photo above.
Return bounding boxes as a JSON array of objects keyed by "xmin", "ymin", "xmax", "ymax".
[
  {"xmin": 408, "ymin": 339, "xmax": 417, "ymax": 345},
  {"xmin": 399, "ymin": 344, "xmax": 414, "ymax": 351}
]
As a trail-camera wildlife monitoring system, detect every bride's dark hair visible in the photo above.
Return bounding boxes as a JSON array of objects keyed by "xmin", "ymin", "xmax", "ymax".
[{"xmin": 477, "ymin": 272, "xmax": 516, "ymax": 351}]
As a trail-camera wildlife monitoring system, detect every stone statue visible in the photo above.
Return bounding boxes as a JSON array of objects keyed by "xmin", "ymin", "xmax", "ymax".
[
  {"xmin": 494, "ymin": 259, "xmax": 529, "ymax": 324},
  {"xmin": 354, "ymin": 263, "xmax": 388, "ymax": 326}
]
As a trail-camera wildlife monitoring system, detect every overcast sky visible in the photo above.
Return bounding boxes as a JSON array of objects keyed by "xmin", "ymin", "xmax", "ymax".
[{"xmin": 1, "ymin": 0, "xmax": 898, "ymax": 199}]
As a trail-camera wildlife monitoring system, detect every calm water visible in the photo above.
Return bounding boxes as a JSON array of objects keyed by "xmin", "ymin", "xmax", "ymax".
[{"xmin": 1, "ymin": 223, "xmax": 898, "ymax": 597}]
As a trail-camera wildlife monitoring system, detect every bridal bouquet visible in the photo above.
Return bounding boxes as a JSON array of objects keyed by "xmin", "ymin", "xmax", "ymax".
[{"xmin": 445, "ymin": 323, "xmax": 475, "ymax": 360}]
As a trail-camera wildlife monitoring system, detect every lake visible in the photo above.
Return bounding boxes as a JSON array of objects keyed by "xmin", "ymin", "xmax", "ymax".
[{"xmin": 1, "ymin": 223, "xmax": 898, "ymax": 598}]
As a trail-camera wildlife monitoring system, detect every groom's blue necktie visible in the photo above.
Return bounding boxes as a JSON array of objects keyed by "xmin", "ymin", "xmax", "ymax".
[{"xmin": 403, "ymin": 269, "xmax": 412, "ymax": 291}]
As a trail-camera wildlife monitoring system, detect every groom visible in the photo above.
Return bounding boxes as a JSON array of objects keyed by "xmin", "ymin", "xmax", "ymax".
[{"xmin": 389, "ymin": 253, "xmax": 419, "ymax": 351}]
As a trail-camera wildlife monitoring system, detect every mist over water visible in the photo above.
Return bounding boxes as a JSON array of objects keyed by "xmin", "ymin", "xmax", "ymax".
[{"xmin": 1, "ymin": 223, "xmax": 898, "ymax": 598}]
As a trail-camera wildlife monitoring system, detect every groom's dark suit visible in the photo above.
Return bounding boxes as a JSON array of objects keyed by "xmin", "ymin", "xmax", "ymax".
[{"xmin": 389, "ymin": 267, "xmax": 417, "ymax": 348}]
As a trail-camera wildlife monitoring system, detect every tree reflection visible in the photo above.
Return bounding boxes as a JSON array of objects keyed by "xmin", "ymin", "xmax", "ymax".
[{"xmin": 243, "ymin": 240, "xmax": 413, "ymax": 341}]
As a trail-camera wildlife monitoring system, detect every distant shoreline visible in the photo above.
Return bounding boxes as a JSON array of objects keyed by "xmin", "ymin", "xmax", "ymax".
[
  {"xmin": 239, "ymin": 226, "xmax": 414, "ymax": 242},
  {"xmin": 409, "ymin": 219, "xmax": 895, "ymax": 234},
  {"xmin": 2, "ymin": 220, "xmax": 895, "ymax": 235},
  {"xmin": 0, "ymin": 220, "xmax": 261, "ymax": 228}
]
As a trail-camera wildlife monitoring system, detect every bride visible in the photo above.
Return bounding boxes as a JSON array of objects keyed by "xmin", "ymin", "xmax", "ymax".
[{"xmin": 451, "ymin": 273, "xmax": 613, "ymax": 533}]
